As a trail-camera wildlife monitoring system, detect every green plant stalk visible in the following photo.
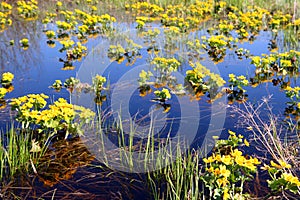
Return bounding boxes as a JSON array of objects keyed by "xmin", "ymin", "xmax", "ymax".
[{"xmin": 0, "ymin": 134, "xmax": 4, "ymax": 180}]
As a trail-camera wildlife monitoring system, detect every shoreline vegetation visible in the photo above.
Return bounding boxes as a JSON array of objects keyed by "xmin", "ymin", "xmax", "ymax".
[{"xmin": 0, "ymin": 0, "xmax": 299, "ymax": 199}]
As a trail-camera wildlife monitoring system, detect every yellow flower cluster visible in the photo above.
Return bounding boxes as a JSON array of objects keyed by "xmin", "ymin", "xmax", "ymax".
[
  {"xmin": 56, "ymin": 21, "xmax": 75, "ymax": 31},
  {"xmin": 47, "ymin": 98, "xmax": 75, "ymax": 123},
  {"xmin": 187, "ymin": 62, "xmax": 226, "ymax": 87},
  {"xmin": 271, "ymin": 160, "xmax": 291, "ymax": 169},
  {"xmin": 186, "ymin": 67, "xmax": 205, "ymax": 85},
  {"xmin": 107, "ymin": 44, "xmax": 126, "ymax": 60},
  {"xmin": 98, "ymin": 14, "xmax": 116, "ymax": 24},
  {"xmin": 202, "ymin": 35, "xmax": 235, "ymax": 49},
  {"xmin": 74, "ymin": 9, "xmax": 115, "ymax": 33},
  {"xmin": 17, "ymin": 0, "xmax": 38, "ymax": 20},
  {"xmin": 1, "ymin": 72, "xmax": 14, "ymax": 83},
  {"xmin": 251, "ymin": 50, "xmax": 300, "ymax": 77},
  {"xmin": 10, "ymin": 95, "xmax": 95, "ymax": 132},
  {"xmin": 226, "ymin": 6, "xmax": 269, "ymax": 35},
  {"xmin": 135, "ymin": 16, "xmax": 158, "ymax": 29},
  {"xmin": 284, "ymin": 86, "xmax": 300, "ymax": 97},
  {"xmin": 126, "ymin": 2, "xmax": 164, "ymax": 17},
  {"xmin": 0, "ymin": 3, "xmax": 12, "ymax": 31},
  {"xmin": 60, "ymin": 10, "xmax": 76, "ymax": 22},
  {"xmin": 10, "ymin": 93, "xmax": 48, "ymax": 111},
  {"xmin": 165, "ymin": 1, "xmax": 212, "ymax": 19},
  {"xmin": 283, "ymin": 85, "xmax": 300, "ymax": 119},
  {"xmin": 93, "ymin": 74, "xmax": 106, "ymax": 94},
  {"xmin": 202, "ymin": 131, "xmax": 259, "ymax": 199},
  {"xmin": 164, "ymin": 25, "xmax": 181, "ymax": 35},
  {"xmin": 218, "ymin": 20, "xmax": 235, "ymax": 34},
  {"xmin": 78, "ymin": 24, "xmax": 89, "ymax": 33},
  {"xmin": 42, "ymin": 12, "xmax": 57, "ymax": 24},
  {"xmin": 151, "ymin": 57, "xmax": 181, "ymax": 73},
  {"xmin": 161, "ymin": 16, "xmax": 190, "ymax": 32},
  {"xmin": 221, "ymin": 5, "xmax": 296, "ymax": 39},
  {"xmin": 186, "ymin": 39, "xmax": 201, "ymax": 52},
  {"xmin": 280, "ymin": 59, "xmax": 292, "ymax": 67},
  {"xmin": 141, "ymin": 28, "xmax": 160, "ymax": 41},
  {"xmin": 52, "ymin": 80, "xmax": 62, "ymax": 91},
  {"xmin": 18, "ymin": 38, "xmax": 29, "ymax": 50},
  {"xmin": 239, "ymin": 7, "xmax": 269, "ymax": 30},
  {"xmin": 0, "ymin": 88, "xmax": 7, "ymax": 99},
  {"xmin": 204, "ymin": 148, "xmax": 260, "ymax": 172},
  {"xmin": 127, "ymin": 1, "xmax": 213, "ymax": 32},
  {"xmin": 289, "ymin": 18, "xmax": 300, "ymax": 27},
  {"xmin": 262, "ymin": 159, "xmax": 300, "ymax": 193},
  {"xmin": 236, "ymin": 28, "xmax": 249, "ymax": 38},
  {"xmin": 282, "ymin": 173, "xmax": 300, "ymax": 186},
  {"xmin": 60, "ymin": 39, "xmax": 75, "ymax": 50},
  {"xmin": 138, "ymin": 70, "xmax": 153, "ymax": 86},
  {"xmin": 68, "ymin": 42, "xmax": 87, "ymax": 59},
  {"xmin": 228, "ymin": 73, "xmax": 249, "ymax": 92},
  {"xmin": 0, "ymin": 72, "xmax": 14, "ymax": 99},
  {"xmin": 139, "ymin": 70, "xmax": 150, "ymax": 80},
  {"xmin": 0, "ymin": 1, "xmax": 13, "ymax": 29},
  {"xmin": 94, "ymin": 75, "xmax": 106, "ymax": 84},
  {"xmin": 84, "ymin": 14, "xmax": 97, "ymax": 26},
  {"xmin": 56, "ymin": 1, "xmax": 63, "ymax": 7},
  {"xmin": 154, "ymin": 88, "xmax": 171, "ymax": 100},
  {"xmin": 0, "ymin": 2, "xmax": 12, "ymax": 13},
  {"xmin": 269, "ymin": 11, "xmax": 291, "ymax": 29},
  {"xmin": 45, "ymin": 30, "xmax": 56, "ymax": 40}
]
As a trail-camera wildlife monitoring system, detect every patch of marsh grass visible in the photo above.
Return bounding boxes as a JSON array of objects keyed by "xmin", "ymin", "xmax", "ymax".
[{"xmin": 0, "ymin": 126, "xmax": 50, "ymax": 184}]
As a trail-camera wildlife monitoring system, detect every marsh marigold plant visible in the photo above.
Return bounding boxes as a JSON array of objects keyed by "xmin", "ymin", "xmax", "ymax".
[{"xmin": 201, "ymin": 130, "xmax": 260, "ymax": 200}]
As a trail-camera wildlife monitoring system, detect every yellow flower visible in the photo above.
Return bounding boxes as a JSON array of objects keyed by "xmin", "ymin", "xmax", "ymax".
[
  {"xmin": 251, "ymin": 157, "xmax": 261, "ymax": 165},
  {"xmin": 228, "ymin": 130, "xmax": 236, "ymax": 136},
  {"xmin": 0, "ymin": 88, "xmax": 7, "ymax": 98},
  {"xmin": 1, "ymin": 2, "xmax": 12, "ymax": 10},
  {"xmin": 283, "ymin": 173, "xmax": 300, "ymax": 186},
  {"xmin": 285, "ymin": 86, "xmax": 293, "ymax": 91},
  {"xmin": 214, "ymin": 167, "xmax": 221, "ymax": 176},
  {"xmin": 1, "ymin": 72, "xmax": 14, "ymax": 83},
  {"xmin": 214, "ymin": 154, "xmax": 222, "ymax": 162},
  {"xmin": 270, "ymin": 160, "xmax": 282, "ymax": 169},
  {"xmin": 223, "ymin": 188, "xmax": 230, "ymax": 200},
  {"xmin": 237, "ymin": 75, "xmax": 246, "ymax": 80},
  {"xmin": 206, "ymin": 166, "xmax": 214, "ymax": 173},
  {"xmin": 20, "ymin": 38, "xmax": 29, "ymax": 46},
  {"xmin": 271, "ymin": 160, "xmax": 291, "ymax": 169},
  {"xmin": 56, "ymin": 1, "xmax": 62, "ymax": 7},
  {"xmin": 235, "ymin": 155, "xmax": 245, "ymax": 166},
  {"xmin": 45, "ymin": 30, "xmax": 55, "ymax": 39},
  {"xmin": 219, "ymin": 165, "xmax": 230, "ymax": 178},
  {"xmin": 243, "ymin": 160, "xmax": 257, "ymax": 171},
  {"xmin": 221, "ymin": 155, "xmax": 232, "ymax": 165},
  {"xmin": 251, "ymin": 56, "xmax": 261, "ymax": 66},
  {"xmin": 231, "ymin": 149, "xmax": 243, "ymax": 157},
  {"xmin": 217, "ymin": 177, "xmax": 229, "ymax": 188},
  {"xmin": 280, "ymin": 59, "xmax": 292, "ymax": 67},
  {"xmin": 162, "ymin": 88, "xmax": 171, "ymax": 99},
  {"xmin": 278, "ymin": 160, "xmax": 291, "ymax": 169},
  {"xmin": 60, "ymin": 40, "xmax": 75, "ymax": 49},
  {"xmin": 203, "ymin": 156, "xmax": 215, "ymax": 163}
]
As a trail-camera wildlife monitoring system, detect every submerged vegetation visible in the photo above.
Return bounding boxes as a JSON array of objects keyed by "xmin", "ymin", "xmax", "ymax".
[{"xmin": 0, "ymin": 0, "xmax": 299, "ymax": 199}]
